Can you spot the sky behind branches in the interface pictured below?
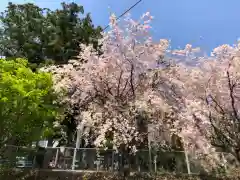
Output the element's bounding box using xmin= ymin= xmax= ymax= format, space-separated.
xmin=1 ymin=0 xmax=240 ymax=53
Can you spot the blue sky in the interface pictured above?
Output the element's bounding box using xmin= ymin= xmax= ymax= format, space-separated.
xmin=1 ymin=0 xmax=240 ymax=52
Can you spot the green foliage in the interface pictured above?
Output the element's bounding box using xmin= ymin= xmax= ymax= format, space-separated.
xmin=0 ymin=2 xmax=102 ymax=65
xmin=0 ymin=58 xmax=59 ymax=146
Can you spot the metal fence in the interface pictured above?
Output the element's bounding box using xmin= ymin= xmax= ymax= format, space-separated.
xmin=0 ymin=145 xmax=238 ymax=175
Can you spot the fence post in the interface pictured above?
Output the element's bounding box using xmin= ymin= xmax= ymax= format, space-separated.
xmin=72 ymin=129 xmax=81 ymax=170
xmin=54 ymin=148 xmax=59 ymax=168
xmin=137 ymin=152 xmax=140 ymax=172
xmin=148 ymin=142 xmax=152 ymax=172
xmin=32 ymin=155 xmax=36 ymax=169
xmin=154 ymin=155 xmax=157 ymax=172
xmin=111 ymin=150 xmax=114 ymax=172
xmin=184 ymin=149 xmax=191 ymax=174
xmin=72 ymin=148 xmax=77 ymax=170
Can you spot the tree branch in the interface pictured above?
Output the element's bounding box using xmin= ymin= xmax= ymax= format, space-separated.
xmin=227 ymin=70 xmax=240 ymax=122
xmin=130 ymin=63 xmax=135 ymax=98
xmin=117 ymin=70 xmax=123 ymax=97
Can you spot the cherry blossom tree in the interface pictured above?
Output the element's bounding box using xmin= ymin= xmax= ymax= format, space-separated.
xmin=42 ymin=12 xmax=178 ymax=152
xmin=170 ymin=42 xmax=240 ymax=169
xmin=42 ymin=12 xmax=231 ymax=170
xmin=206 ymin=44 xmax=240 ymax=163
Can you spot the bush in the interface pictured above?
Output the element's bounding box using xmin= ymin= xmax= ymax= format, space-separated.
xmin=2 ymin=170 xmax=239 ymax=180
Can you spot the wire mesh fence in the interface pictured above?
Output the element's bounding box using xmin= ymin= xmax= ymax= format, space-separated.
xmin=0 ymin=145 xmax=238 ymax=175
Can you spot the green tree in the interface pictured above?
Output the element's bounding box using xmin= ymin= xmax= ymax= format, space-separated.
xmin=0 ymin=58 xmax=59 ymax=147
xmin=0 ymin=2 xmax=102 ymax=65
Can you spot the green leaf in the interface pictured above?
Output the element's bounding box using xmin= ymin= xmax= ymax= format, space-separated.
xmin=0 ymin=58 xmax=61 ymax=146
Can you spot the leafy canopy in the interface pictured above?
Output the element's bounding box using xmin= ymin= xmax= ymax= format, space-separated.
xmin=0 ymin=58 xmax=59 ymax=146
xmin=0 ymin=2 xmax=102 ymax=65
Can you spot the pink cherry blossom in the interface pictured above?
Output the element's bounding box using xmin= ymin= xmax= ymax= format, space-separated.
xmin=42 ymin=12 xmax=240 ymax=170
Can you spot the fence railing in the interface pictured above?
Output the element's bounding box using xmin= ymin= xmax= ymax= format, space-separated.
xmin=0 ymin=145 xmax=238 ymax=175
